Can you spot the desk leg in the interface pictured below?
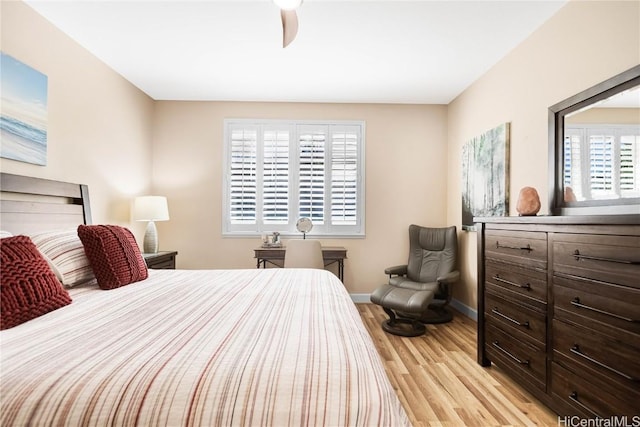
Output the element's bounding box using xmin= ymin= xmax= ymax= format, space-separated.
xmin=338 ymin=260 xmax=344 ymax=282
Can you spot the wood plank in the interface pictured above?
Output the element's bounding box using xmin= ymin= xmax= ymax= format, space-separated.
xmin=358 ymin=304 xmax=557 ymax=426
xmin=0 ymin=172 xmax=82 ymax=198
xmin=0 ymin=174 xmax=92 ymax=233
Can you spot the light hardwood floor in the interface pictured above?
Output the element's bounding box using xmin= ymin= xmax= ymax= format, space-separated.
xmin=358 ymin=304 xmax=558 ymax=427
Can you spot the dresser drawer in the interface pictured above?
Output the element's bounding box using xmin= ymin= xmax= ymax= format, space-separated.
xmin=486 ymin=292 xmax=546 ymax=347
xmin=485 ymin=323 xmax=546 ymax=391
xmin=485 ymin=230 xmax=547 ymax=270
xmin=485 ymin=259 xmax=547 ymax=303
xmin=554 ymin=274 xmax=640 ymax=336
xmin=553 ymin=319 xmax=639 ymax=393
xmin=551 ymin=362 xmax=640 ymax=417
xmin=552 ymin=234 xmax=640 ymax=289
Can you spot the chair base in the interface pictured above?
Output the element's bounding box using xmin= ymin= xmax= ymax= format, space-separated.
xmin=419 ymin=307 xmax=453 ymax=324
xmin=381 ymin=307 xmax=426 ymax=337
xmin=381 ymin=318 xmax=426 ymax=337
xmin=396 ymin=307 xmax=454 ymax=324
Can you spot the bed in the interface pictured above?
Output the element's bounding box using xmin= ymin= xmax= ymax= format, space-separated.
xmin=0 ymin=173 xmax=409 ymax=427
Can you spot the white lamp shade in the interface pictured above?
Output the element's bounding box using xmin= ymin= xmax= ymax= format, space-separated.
xmin=133 ymin=196 xmax=169 ymax=221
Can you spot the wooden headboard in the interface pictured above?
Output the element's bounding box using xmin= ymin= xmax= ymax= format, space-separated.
xmin=0 ymin=173 xmax=92 ymax=235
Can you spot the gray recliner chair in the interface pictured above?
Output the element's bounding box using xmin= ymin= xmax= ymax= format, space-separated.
xmin=370 ymin=225 xmax=459 ymax=337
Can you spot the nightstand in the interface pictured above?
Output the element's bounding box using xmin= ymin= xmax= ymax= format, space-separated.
xmin=143 ymin=251 xmax=178 ymax=269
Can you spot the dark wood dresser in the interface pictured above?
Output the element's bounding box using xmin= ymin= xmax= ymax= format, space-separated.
xmin=475 ymin=215 xmax=639 ymax=417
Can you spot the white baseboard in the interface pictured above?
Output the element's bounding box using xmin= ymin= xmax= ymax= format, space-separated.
xmin=351 ymin=293 xmax=477 ymax=322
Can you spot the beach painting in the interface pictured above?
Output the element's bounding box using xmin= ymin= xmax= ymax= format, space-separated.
xmin=1 ymin=52 xmax=48 ymax=165
xmin=461 ymin=122 xmax=510 ymax=230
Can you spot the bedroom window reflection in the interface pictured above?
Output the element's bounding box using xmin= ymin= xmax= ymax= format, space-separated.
xmin=223 ymin=119 xmax=365 ymax=237
xmin=563 ymin=125 xmax=640 ymax=201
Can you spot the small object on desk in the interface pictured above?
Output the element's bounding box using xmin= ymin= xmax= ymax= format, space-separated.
xmin=143 ymin=251 xmax=178 ymax=269
xmin=261 ymin=232 xmax=282 ymax=247
xmin=296 ymin=217 xmax=313 ymax=239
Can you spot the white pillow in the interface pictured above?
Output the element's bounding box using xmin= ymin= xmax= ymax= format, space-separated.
xmin=0 ymin=230 xmax=13 ymax=239
xmin=30 ymin=229 xmax=95 ymax=287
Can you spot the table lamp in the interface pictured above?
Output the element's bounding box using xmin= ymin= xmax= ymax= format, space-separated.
xmin=133 ymin=196 xmax=169 ymax=253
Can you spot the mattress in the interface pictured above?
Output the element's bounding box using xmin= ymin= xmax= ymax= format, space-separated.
xmin=0 ymin=268 xmax=409 ymax=426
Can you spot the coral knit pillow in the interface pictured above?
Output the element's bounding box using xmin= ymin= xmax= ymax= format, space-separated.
xmin=77 ymin=225 xmax=148 ymax=290
xmin=1 ymin=235 xmax=72 ymax=330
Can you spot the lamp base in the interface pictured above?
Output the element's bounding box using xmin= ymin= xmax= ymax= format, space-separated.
xmin=143 ymin=221 xmax=159 ymax=253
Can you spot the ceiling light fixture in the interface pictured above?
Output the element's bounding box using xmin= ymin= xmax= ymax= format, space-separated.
xmin=273 ymin=0 xmax=302 ymax=11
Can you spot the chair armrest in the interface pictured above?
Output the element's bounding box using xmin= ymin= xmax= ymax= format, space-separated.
xmin=385 ymin=265 xmax=408 ymax=277
xmin=437 ymin=271 xmax=460 ymax=285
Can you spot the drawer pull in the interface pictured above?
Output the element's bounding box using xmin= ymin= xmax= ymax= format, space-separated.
xmin=491 ymin=308 xmax=530 ymax=328
xmin=496 ymin=242 xmax=532 ymax=252
xmin=572 ymin=249 xmax=640 ymax=265
xmin=570 ymin=297 xmax=638 ymax=323
xmin=493 ymin=275 xmax=531 ymax=290
xmin=492 ymin=341 xmax=530 ymax=365
xmin=570 ymin=345 xmax=638 ymax=382
xmin=568 ymin=391 xmax=602 ymax=418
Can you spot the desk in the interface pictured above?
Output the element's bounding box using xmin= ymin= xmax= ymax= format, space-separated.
xmin=254 ymin=246 xmax=347 ymax=281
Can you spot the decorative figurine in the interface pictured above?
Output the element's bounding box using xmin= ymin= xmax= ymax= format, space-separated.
xmin=516 ymin=186 xmax=541 ymax=216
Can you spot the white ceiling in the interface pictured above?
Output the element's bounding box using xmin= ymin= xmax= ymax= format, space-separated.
xmin=25 ymin=0 xmax=568 ymax=104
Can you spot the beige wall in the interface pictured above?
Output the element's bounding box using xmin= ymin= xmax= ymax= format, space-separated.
xmin=566 ymin=108 xmax=640 ymax=124
xmin=446 ymin=0 xmax=640 ymax=311
xmin=0 ymin=1 xmax=154 ymax=229
xmin=151 ymin=102 xmax=448 ymax=294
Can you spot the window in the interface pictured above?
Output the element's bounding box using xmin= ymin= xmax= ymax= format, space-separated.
xmin=564 ymin=125 xmax=640 ymax=201
xmin=223 ymin=120 xmax=365 ymax=237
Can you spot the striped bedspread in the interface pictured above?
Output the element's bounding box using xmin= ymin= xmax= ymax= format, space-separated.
xmin=0 ymin=268 xmax=409 ymax=426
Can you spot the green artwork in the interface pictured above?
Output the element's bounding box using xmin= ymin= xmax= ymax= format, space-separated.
xmin=462 ymin=123 xmax=510 ymax=229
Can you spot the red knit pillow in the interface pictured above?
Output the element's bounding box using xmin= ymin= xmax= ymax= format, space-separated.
xmin=0 ymin=235 xmax=72 ymax=330
xmin=77 ymin=225 xmax=148 ymax=290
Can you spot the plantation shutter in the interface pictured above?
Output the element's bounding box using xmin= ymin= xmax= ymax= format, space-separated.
xmin=564 ymin=125 xmax=640 ymax=203
xmin=564 ymin=129 xmax=585 ymax=200
xmin=224 ymin=119 xmax=365 ymax=236
xmin=229 ymin=127 xmax=257 ymax=224
xmin=298 ymin=126 xmax=326 ymax=225
xmin=331 ymin=126 xmax=359 ymax=225
xmin=620 ymin=134 xmax=639 ymax=194
xmin=262 ymin=129 xmax=290 ymax=224
xmin=588 ymin=133 xmax=614 ymax=197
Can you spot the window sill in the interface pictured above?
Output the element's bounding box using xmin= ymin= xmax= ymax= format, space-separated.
xmin=222 ymin=232 xmax=365 ymax=239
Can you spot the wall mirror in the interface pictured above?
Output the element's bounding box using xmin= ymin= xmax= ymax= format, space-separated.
xmin=549 ymin=65 xmax=640 ymax=216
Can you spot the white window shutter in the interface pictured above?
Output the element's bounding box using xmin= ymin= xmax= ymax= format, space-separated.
xmin=620 ymin=134 xmax=639 ymax=194
xmin=229 ymin=127 xmax=257 ymax=224
xmin=330 ymin=126 xmax=359 ymax=226
xmin=298 ymin=126 xmax=326 ymax=225
xmin=223 ymin=119 xmax=365 ymax=237
xmin=566 ymin=125 xmax=640 ymax=201
xmin=588 ymin=133 xmax=614 ymax=197
xmin=262 ymin=129 xmax=290 ymax=224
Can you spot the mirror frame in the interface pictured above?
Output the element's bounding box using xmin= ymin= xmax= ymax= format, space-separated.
xmin=548 ymin=64 xmax=640 ymax=216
